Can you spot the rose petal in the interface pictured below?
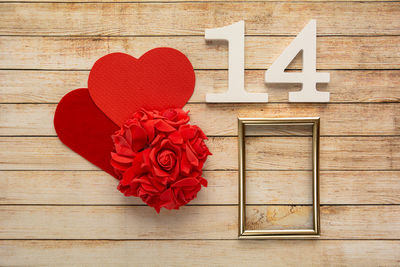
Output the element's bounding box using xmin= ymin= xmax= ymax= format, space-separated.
xmin=110 ymin=159 xmax=130 ymax=173
xmin=130 ymin=125 xmax=148 ymax=152
xmin=111 ymin=152 xmax=133 ymax=164
xmin=141 ymin=182 xmax=160 ymax=193
xmin=179 ymin=125 xmax=197 ymax=140
xmin=155 ymin=119 xmax=176 ymax=132
xmin=180 ymin=153 xmax=191 ymax=176
xmin=120 ymin=167 xmax=136 ymax=186
xmin=168 ymin=131 xmax=184 ymax=145
xmin=198 ymin=177 xmax=208 ymax=187
xmin=185 ymin=143 xmax=199 ymax=167
xmin=172 ymin=177 xmax=199 ymax=188
xmin=162 ymin=109 xmax=177 ymax=121
xmin=142 ymin=120 xmax=155 ymax=142
xmin=124 ymin=127 xmax=133 ymax=146
xmin=112 ymin=135 xmax=135 ymax=157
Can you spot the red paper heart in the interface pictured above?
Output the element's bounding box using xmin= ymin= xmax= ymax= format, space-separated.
xmin=54 ymin=88 xmax=119 ymax=178
xmin=88 ymin=48 xmax=195 ymax=126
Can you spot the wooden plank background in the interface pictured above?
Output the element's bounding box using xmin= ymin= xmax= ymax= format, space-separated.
xmin=1 ymin=1 xmax=400 ymax=266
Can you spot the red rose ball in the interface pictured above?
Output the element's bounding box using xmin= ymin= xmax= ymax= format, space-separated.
xmin=110 ymin=108 xmax=211 ymax=213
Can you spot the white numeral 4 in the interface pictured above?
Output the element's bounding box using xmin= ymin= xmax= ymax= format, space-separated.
xmin=265 ymin=20 xmax=330 ymax=102
xmin=205 ymin=21 xmax=269 ymax=103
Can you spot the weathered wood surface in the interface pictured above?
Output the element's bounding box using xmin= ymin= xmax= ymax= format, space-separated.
xmin=1 ymin=70 xmax=400 ymax=103
xmin=3 ymin=0 xmax=396 ymax=2
xmin=1 ymin=103 xmax=400 ymax=136
xmin=1 ymin=3 xmax=400 ymax=36
xmin=1 ymin=36 xmax=399 ymax=69
xmin=0 ymin=205 xmax=399 ymax=239
xmin=2 ymin=170 xmax=400 ymax=205
xmin=1 ymin=240 xmax=400 ymax=267
xmin=0 ymin=136 xmax=399 ymax=170
xmin=1 ymin=0 xmax=400 ymax=265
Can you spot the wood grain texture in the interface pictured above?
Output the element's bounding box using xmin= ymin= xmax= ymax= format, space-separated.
xmin=0 ymin=136 xmax=399 ymax=171
xmin=2 ymin=171 xmax=400 ymax=205
xmin=1 ymin=70 xmax=400 ymax=103
xmin=4 ymin=0 xmax=397 ymax=2
xmin=1 ymin=240 xmax=399 ymax=267
xmin=1 ymin=205 xmax=399 ymax=239
xmin=245 ymin=205 xmax=314 ymax=230
xmin=1 ymin=0 xmax=400 ymax=265
xmin=1 ymin=36 xmax=399 ymax=69
xmin=1 ymin=2 xmax=400 ymax=36
xmin=2 ymin=103 xmax=400 ymax=136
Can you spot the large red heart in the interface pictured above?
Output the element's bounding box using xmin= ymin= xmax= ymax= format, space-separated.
xmin=88 ymin=48 xmax=195 ymax=126
xmin=54 ymin=88 xmax=119 ymax=178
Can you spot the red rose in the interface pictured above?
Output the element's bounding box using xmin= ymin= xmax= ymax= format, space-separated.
xmin=149 ymin=138 xmax=181 ymax=183
xmin=166 ymin=177 xmax=207 ymax=208
xmin=161 ymin=108 xmax=190 ymax=128
xmin=171 ymin=124 xmax=212 ymax=176
xmin=111 ymin=108 xmax=211 ymax=213
xmin=110 ymin=108 xmax=189 ymax=176
xmin=110 ymin=117 xmax=150 ymax=177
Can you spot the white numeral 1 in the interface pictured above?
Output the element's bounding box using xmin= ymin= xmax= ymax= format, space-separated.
xmin=265 ymin=20 xmax=330 ymax=102
xmin=205 ymin=21 xmax=269 ymax=103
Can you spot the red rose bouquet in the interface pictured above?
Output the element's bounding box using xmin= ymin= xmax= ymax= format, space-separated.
xmin=110 ymin=108 xmax=211 ymax=213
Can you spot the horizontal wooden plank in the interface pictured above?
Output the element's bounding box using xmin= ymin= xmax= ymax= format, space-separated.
xmin=2 ymin=170 xmax=399 ymax=205
xmin=1 ymin=103 xmax=400 ymax=136
xmin=2 ymin=240 xmax=399 ymax=266
xmin=1 ymin=3 xmax=400 ymax=36
xmin=3 ymin=0 xmax=396 ymax=2
xmin=1 ymin=36 xmax=399 ymax=70
xmin=1 ymin=70 xmax=400 ymax=103
xmin=0 ymin=136 xmax=399 ymax=171
xmin=1 ymin=205 xmax=399 ymax=239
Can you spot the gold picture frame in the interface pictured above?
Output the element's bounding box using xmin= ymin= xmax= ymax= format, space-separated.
xmin=238 ymin=117 xmax=321 ymax=239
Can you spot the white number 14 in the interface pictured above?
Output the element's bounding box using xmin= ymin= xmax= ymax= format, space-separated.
xmin=205 ymin=20 xmax=330 ymax=103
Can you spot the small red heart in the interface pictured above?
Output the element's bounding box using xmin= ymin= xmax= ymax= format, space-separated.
xmin=88 ymin=48 xmax=195 ymax=126
xmin=54 ymin=88 xmax=119 ymax=177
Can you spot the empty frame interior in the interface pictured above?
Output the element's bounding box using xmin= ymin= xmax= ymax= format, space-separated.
xmin=238 ymin=118 xmax=320 ymax=239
